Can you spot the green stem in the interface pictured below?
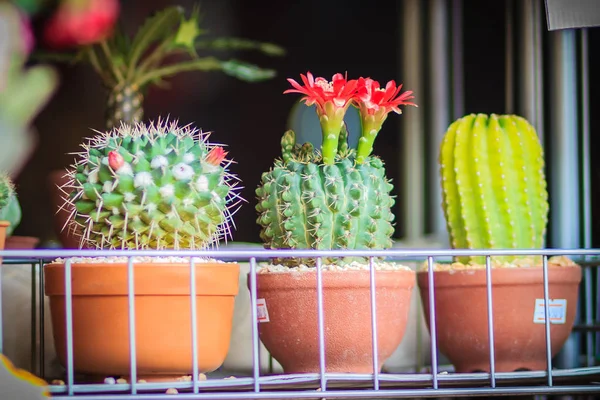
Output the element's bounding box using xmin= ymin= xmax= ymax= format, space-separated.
xmin=356 ymin=112 xmax=387 ymax=164
xmin=320 ymin=128 xmax=339 ymax=165
xmin=318 ymin=102 xmax=347 ymax=165
xmin=86 ymin=46 xmax=115 ymax=87
xmin=135 ymin=38 xmax=176 ymax=77
xmin=133 ymin=57 xmax=222 ymax=87
xmin=100 ymin=40 xmax=125 ymax=83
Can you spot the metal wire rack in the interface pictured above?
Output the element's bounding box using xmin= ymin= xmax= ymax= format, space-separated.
xmin=2 ymin=247 xmax=600 ymax=399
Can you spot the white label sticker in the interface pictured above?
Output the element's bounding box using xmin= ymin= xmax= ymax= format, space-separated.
xmin=256 ymin=298 xmax=270 ymax=323
xmin=533 ymin=299 xmax=567 ymax=324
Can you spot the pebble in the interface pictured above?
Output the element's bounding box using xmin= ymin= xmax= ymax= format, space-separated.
xmin=258 ymin=261 xmax=412 ymax=273
xmin=51 ymin=379 xmax=65 ymax=385
xmin=166 ymin=388 xmax=178 ymax=394
xmin=104 ymin=377 xmax=116 ymax=385
xmin=419 ymin=255 xmax=578 ymax=272
xmin=116 ymin=378 xmax=127 ymax=384
xmin=52 ymin=256 xmax=227 ymax=264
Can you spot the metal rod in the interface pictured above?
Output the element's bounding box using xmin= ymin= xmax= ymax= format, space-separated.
xmin=30 ymin=260 xmax=37 ymax=374
xmin=127 ymin=257 xmax=137 ymax=394
xmin=549 ymin=27 xmax=580 ymax=371
xmin=39 ymin=258 xmax=45 ymax=379
xmin=428 ymin=0 xmax=450 ymax=238
xmin=1 ymin=248 xmax=600 ymax=259
xmin=0 ymin=252 xmax=4 ymax=354
xmin=505 ymin=0 xmax=514 ymax=113
xmin=517 ymin=0 xmax=537 ymax=125
xmin=451 ymin=0 xmax=464 ymax=120
xmin=533 ymin=0 xmax=544 ymax=143
xmin=46 ymin=385 xmax=600 ymax=400
xmin=426 ymin=256 xmax=439 ymax=389
xmin=190 ymin=258 xmax=199 ymax=394
xmin=542 ymin=255 xmax=553 ymax=386
xmin=64 ymin=258 xmax=74 ymax=395
xmin=368 ymin=256 xmax=379 ymax=390
xmin=584 ymin=267 xmax=593 ymax=366
xmin=401 ymin=0 xmax=424 ymax=241
xmin=316 ymin=256 xmax=327 ymax=391
xmin=485 ymin=255 xmax=496 ymax=388
xmin=249 ymin=257 xmax=261 ymax=393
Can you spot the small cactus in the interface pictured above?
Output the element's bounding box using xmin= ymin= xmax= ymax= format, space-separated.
xmin=0 ymin=174 xmax=15 ymax=211
xmin=62 ymin=118 xmax=243 ymax=250
xmin=0 ymin=173 xmax=22 ymax=235
xmin=256 ymin=72 xmax=415 ymax=266
xmin=439 ymin=113 xmax=549 ymax=264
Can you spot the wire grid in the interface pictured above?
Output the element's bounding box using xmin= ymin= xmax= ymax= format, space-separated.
xmin=2 ymin=248 xmax=600 ymax=399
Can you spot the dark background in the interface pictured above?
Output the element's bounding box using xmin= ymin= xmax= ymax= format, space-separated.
xmin=13 ymin=0 xmax=600 ymax=247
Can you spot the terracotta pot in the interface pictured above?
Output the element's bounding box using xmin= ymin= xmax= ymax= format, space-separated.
xmin=47 ymin=170 xmax=82 ymax=249
xmin=255 ymin=269 xmax=416 ymax=373
xmin=0 ymin=221 xmax=9 ymax=262
xmin=417 ymin=264 xmax=582 ymax=373
xmin=5 ymin=236 xmax=39 ymax=249
xmin=44 ymin=262 xmax=240 ymax=379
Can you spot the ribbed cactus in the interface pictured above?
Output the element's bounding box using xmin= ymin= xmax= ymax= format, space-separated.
xmin=439 ymin=113 xmax=549 ymax=264
xmin=256 ymin=129 xmax=395 ymax=265
xmin=62 ymin=119 xmax=242 ymax=250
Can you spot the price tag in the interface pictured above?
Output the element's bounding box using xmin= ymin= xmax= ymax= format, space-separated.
xmin=533 ymin=299 xmax=567 ymax=324
xmin=256 ymin=298 xmax=270 ymax=323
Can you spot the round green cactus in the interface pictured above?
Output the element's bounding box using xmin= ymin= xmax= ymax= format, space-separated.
xmin=439 ymin=113 xmax=549 ymax=264
xmin=62 ymin=119 xmax=242 ymax=250
xmin=256 ymin=129 xmax=395 ymax=266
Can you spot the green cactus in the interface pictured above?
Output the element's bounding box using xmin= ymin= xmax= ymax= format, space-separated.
xmin=0 ymin=173 xmax=22 ymax=236
xmin=255 ymin=129 xmax=395 ymax=266
xmin=0 ymin=173 xmax=15 ymax=211
xmin=439 ymin=113 xmax=549 ymax=264
xmin=62 ymin=119 xmax=242 ymax=250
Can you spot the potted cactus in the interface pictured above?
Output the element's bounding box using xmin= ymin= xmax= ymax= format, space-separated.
xmin=44 ymin=3 xmax=283 ymax=247
xmin=0 ymin=174 xmax=21 ymax=254
xmin=253 ymin=72 xmax=417 ymax=373
xmin=417 ymin=113 xmax=582 ymax=373
xmin=44 ymin=118 xmax=243 ymax=381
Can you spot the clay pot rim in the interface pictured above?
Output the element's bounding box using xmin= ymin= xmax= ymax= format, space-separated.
xmin=254 ymin=268 xmax=416 ymax=290
xmin=44 ymin=262 xmax=241 ymax=296
xmin=417 ymin=264 xmax=582 ymax=288
xmin=0 ymin=220 xmax=10 ymax=228
xmin=44 ymin=261 xmax=238 ymax=267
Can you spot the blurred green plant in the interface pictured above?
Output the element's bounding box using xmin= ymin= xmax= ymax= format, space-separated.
xmin=0 ymin=2 xmax=58 ymax=226
xmin=37 ymin=4 xmax=285 ymax=129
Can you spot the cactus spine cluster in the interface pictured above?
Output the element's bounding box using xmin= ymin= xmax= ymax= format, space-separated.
xmin=256 ymin=72 xmax=415 ymax=266
xmin=439 ymin=113 xmax=549 ymax=264
xmin=62 ymin=119 xmax=242 ymax=250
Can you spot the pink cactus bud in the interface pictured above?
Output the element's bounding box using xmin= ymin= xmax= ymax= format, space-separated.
xmin=108 ymin=151 xmax=124 ymax=170
xmin=205 ymin=147 xmax=228 ymax=166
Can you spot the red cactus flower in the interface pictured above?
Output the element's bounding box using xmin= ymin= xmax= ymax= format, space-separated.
xmin=108 ymin=150 xmax=124 ymax=171
xmin=43 ymin=0 xmax=119 ymax=48
xmin=284 ymin=72 xmax=358 ymax=164
xmin=205 ymin=147 xmax=228 ymax=166
xmin=354 ymin=77 xmax=416 ymax=117
xmin=353 ymin=77 xmax=417 ymax=163
xmin=284 ymin=72 xmax=357 ymax=117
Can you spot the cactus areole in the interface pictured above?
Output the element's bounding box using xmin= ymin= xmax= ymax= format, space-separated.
xmin=439 ymin=113 xmax=549 ymax=264
xmin=256 ymin=72 xmax=416 ymax=265
xmin=62 ymin=119 xmax=242 ymax=250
